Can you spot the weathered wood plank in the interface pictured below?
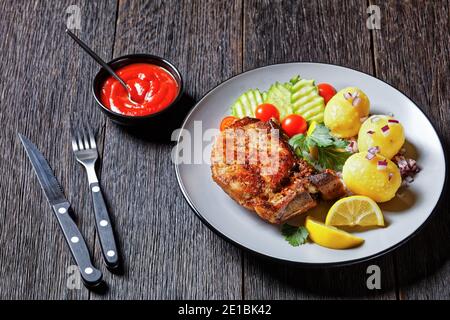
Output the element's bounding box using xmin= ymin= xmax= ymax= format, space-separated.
xmin=2 ymin=0 xmax=448 ymax=300
xmin=91 ymin=0 xmax=243 ymax=299
xmin=370 ymin=0 xmax=450 ymax=300
xmin=242 ymin=0 xmax=396 ymax=299
xmin=0 ymin=0 xmax=117 ymax=299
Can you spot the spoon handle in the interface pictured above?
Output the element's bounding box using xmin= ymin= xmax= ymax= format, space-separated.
xmin=65 ymin=29 xmax=129 ymax=90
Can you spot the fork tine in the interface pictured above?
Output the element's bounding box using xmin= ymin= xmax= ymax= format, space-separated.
xmin=71 ymin=133 xmax=78 ymax=151
xmin=86 ymin=125 xmax=96 ymax=149
xmin=76 ymin=129 xmax=84 ymax=150
xmin=70 ymin=124 xmax=79 ymax=151
xmin=82 ymin=126 xmax=90 ymax=149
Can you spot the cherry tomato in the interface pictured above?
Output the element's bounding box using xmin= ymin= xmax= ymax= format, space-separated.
xmin=281 ymin=114 xmax=307 ymax=137
xmin=255 ymin=103 xmax=280 ymax=122
xmin=317 ymin=83 xmax=337 ymax=104
xmin=220 ymin=116 xmax=237 ymax=131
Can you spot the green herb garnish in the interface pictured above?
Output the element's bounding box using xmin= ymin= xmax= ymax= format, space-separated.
xmin=289 ymin=123 xmax=351 ymax=171
xmin=281 ymin=224 xmax=309 ymax=247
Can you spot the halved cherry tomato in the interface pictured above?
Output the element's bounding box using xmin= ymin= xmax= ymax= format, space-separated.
xmin=317 ymin=83 xmax=337 ymax=104
xmin=281 ymin=114 xmax=307 ymax=137
xmin=255 ymin=103 xmax=280 ymax=122
xmin=220 ymin=116 xmax=237 ymax=131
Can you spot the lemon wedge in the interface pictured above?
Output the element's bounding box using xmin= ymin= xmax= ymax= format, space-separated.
xmin=305 ymin=216 xmax=364 ymax=249
xmin=326 ymin=196 xmax=384 ymax=227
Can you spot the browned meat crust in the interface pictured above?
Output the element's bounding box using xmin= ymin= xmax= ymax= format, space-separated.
xmin=308 ymin=169 xmax=346 ymax=200
xmin=211 ymin=117 xmax=345 ymax=224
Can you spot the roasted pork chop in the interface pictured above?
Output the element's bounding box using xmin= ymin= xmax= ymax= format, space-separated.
xmin=211 ymin=117 xmax=345 ymax=224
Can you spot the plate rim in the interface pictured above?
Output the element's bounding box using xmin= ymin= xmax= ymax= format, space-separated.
xmin=174 ymin=61 xmax=448 ymax=267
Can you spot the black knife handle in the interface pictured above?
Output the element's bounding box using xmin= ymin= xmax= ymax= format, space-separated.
xmin=89 ymin=182 xmax=119 ymax=269
xmin=52 ymin=202 xmax=102 ymax=287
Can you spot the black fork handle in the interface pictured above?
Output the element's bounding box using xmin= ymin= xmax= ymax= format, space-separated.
xmin=89 ymin=182 xmax=120 ymax=269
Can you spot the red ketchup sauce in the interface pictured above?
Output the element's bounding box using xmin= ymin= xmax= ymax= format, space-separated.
xmin=100 ymin=63 xmax=179 ymax=117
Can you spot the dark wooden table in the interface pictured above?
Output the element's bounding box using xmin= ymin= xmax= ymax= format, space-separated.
xmin=0 ymin=0 xmax=449 ymax=300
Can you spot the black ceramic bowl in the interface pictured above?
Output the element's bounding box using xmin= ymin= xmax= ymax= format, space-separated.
xmin=92 ymin=54 xmax=183 ymax=127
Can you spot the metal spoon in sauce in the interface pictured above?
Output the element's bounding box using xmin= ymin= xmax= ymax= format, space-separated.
xmin=65 ymin=29 xmax=133 ymax=100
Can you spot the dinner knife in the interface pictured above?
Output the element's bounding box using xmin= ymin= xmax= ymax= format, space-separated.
xmin=18 ymin=133 xmax=102 ymax=287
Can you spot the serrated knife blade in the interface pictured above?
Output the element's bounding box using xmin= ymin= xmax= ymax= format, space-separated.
xmin=18 ymin=133 xmax=67 ymax=205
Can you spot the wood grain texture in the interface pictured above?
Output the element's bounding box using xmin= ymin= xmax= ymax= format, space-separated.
xmin=90 ymin=0 xmax=243 ymax=299
xmin=1 ymin=0 xmax=448 ymax=300
xmin=242 ymin=0 xmax=396 ymax=299
xmin=370 ymin=0 xmax=450 ymax=300
xmin=0 ymin=0 xmax=117 ymax=299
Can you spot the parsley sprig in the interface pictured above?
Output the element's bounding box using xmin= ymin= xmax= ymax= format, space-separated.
xmin=288 ymin=124 xmax=351 ymax=171
xmin=281 ymin=224 xmax=309 ymax=246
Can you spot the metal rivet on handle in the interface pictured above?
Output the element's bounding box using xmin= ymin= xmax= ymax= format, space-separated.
xmin=84 ymin=267 xmax=93 ymax=275
xmin=58 ymin=207 xmax=67 ymax=214
xmin=107 ymin=250 xmax=115 ymax=257
xmin=92 ymin=186 xmax=100 ymax=192
xmin=70 ymin=236 xmax=79 ymax=243
xmin=99 ymin=220 xmax=108 ymax=227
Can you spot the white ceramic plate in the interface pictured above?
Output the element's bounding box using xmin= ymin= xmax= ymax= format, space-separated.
xmin=175 ymin=63 xmax=447 ymax=266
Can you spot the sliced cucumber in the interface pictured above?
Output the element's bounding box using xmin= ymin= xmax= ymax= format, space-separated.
xmin=308 ymin=112 xmax=324 ymax=123
xmin=290 ymin=77 xmax=325 ymax=122
xmin=254 ymin=89 xmax=264 ymax=105
xmin=262 ymin=91 xmax=268 ymax=101
xmin=230 ymin=100 xmax=245 ymax=118
xmin=230 ymin=75 xmax=325 ymax=123
xmin=230 ymin=89 xmax=263 ymax=118
xmin=264 ymin=82 xmax=293 ymax=120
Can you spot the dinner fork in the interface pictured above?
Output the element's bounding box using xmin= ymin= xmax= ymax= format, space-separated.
xmin=71 ymin=125 xmax=119 ymax=270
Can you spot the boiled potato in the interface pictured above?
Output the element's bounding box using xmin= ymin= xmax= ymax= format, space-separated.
xmin=343 ymin=152 xmax=401 ymax=202
xmin=341 ymin=87 xmax=370 ymax=118
xmin=358 ymin=115 xmax=405 ymax=159
xmin=324 ymin=87 xmax=370 ymax=138
xmin=324 ymin=101 xmax=360 ymax=138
